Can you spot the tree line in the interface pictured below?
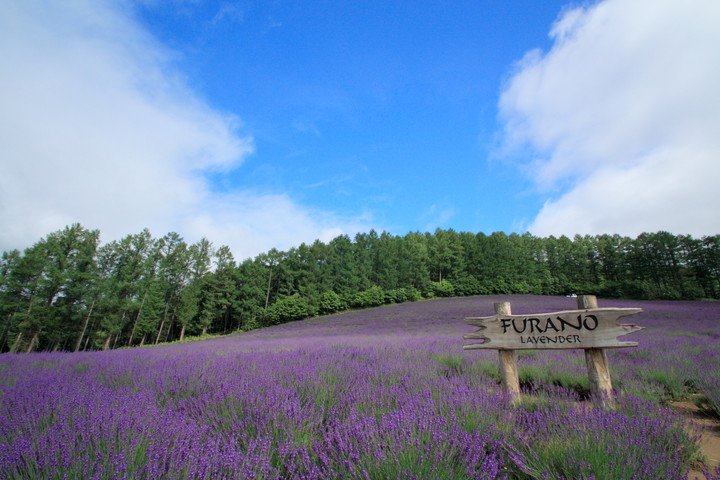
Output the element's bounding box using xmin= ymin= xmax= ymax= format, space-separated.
xmin=1 ymin=224 xmax=718 ymax=353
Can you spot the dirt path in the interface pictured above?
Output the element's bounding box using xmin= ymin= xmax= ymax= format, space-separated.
xmin=671 ymin=401 xmax=720 ymax=479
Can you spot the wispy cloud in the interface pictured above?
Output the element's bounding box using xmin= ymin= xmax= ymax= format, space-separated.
xmin=211 ymin=1 xmax=248 ymax=26
xmin=499 ymin=0 xmax=720 ymax=237
xmin=292 ymin=119 xmax=322 ymax=137
xmin=0 ymin=0 xmax=370 ymax=258
xmin=421 ymin=205 xmax=457 ymax=233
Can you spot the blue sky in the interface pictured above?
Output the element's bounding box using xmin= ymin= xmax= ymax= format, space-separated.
xmin=1 ymin=0 xmax=719 ymax=259
xmin=136 ymin=1 xmax=566 ymax=234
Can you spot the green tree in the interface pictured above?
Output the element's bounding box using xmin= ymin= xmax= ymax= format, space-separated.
xmin=396 ymin=232 xmax=430 ymax=293
xmin=681 ymin=235 xmax=720 ymax=298
xmin=176 ymin=279 xmax=201 ymax=341
xmin=0 ymin=250 xmax=22 ymax=350
xmin=595 ymin=234 xmax=632 ymax=297
xmin=699 ymin=235 xmax=720 ymax=297
xmin=3 ymin=224 xmax=100 ymax=352
xmin=152 ymin=232 xmax=190 ymax=344
xmin=255 ymin=248 xmax=285 ymax=311
xmin=195 ymin=246 xmax=237 ymax=335
xmin=234 ymin=259 xmax=267 ymax=331
xmin=2 ymin=245 xmax=46 ymax=352
xmin=372 ymin=231 xmax=401 ymax=290
xmin=426 ymin=229 xmax=465 ymax=283
xmin=326 ymin=235 xmax=365 ymax=296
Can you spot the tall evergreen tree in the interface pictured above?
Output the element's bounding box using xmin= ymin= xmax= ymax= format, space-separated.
xmin=3 ymin=225 xmax=720 ymax=352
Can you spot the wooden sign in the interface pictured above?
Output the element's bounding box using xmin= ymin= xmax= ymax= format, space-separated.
xmin=462 ymin=296 xmax=643 ymax=408
xmin=464 ymin=307 xmax=643 ymax=350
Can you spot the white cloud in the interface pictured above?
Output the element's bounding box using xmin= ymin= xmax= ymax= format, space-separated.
xmin=499 ymin=0 xmax=720 ymax=237
xmin=0 ymin=0 xmax=368 ymax=259
xmin=182 ymin=191 xmax=370 ymax=260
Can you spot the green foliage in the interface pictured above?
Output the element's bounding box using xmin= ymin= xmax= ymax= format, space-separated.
xmin=318 ymin=291 xmax=346 ymax=315
xmin=1 ymin=225 xmax=719 ymax=352
xmin=264 ymin=294 xmax=315 ymax=325
xmin=433 ymin=353 xmax=464 ymax=377
xmin=430 ymin=279 xmax=455 ymax=298
xmin=177 ymin=281 xmax=200 ymax=331
xmin=135 ymin=281 xmax=165 ymax=344
xmin=639 ymin=368 xmax=687 ymax=400
xmin=352 ymin=286 xmax=385 ymax=309
xmin=511 ymin=405 xmax=699 ymax=480
xmin=451 ymin=275 xmax=489 ymax=296
xmin=384 ymin=287 xmax=422 ymax=304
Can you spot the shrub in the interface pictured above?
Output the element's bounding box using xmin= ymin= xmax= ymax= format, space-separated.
xmin=265 ymin=294 xmax=315 ymax=325
xmin=452 ymin=276 xmax=489 ymax=296
xmin=318 ymin=291 xmax=347 ymax=315
xmin=430 ymin=280 xmax=455 ymax=298
xmin=352 ymin=286 xmax=385 ymax=308
xmin=383 ymin=288 xmax=422 ymax=304
xmin=383 ymin=288 xmax=403 ymax=304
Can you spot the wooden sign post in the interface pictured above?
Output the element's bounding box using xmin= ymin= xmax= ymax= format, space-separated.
xmin=463 ymin=295 xmax=643 ymax=407
xmin=493 ymin=301 xmax=520 ymax=403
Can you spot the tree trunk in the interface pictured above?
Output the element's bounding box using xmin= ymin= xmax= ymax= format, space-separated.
xmin=154 ymin=319 xmax=165 ymax=345
xmin=74 ymin=300 xmax=95 ymax=352
xmin=13 ymin=296 xmax=35 ymax=353
xmin=264 ymin=268 xmax=273 ymax=310
xmin=139 ymin=333 xmax=146 ymax=347
xmin=154 ymin=304 xmax=169 ymax=344
xmin=179 ymin=323 xmax=186 ymax=342
xmin=0 ymin=317 xmax=10 ymax=352
xmin=164 ymin=308 xmax=177 ymax=343
xmin=128 ymin=293 xmax=148 ymax=346
xmin=112 ymin=312 xmax=126 ymax=350
xmin=222 ymin=308 xmax=229 ymax=333
xmin=103 ymin=335 xmax=111 ymax=351
xmin=26 ymin=330 xmax=40 ymax=353
xmin=11 ymin=331 xmax=23 ymax=353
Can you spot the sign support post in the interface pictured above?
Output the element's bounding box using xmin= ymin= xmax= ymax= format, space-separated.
xmin=578 ymin=295 xmax=613 ymax=407
xmin=495 ymin=301 xmax=521 ymax=405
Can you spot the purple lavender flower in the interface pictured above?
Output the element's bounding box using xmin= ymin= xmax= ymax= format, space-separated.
xmin=1 ymin=295 xmax=717 ymax=479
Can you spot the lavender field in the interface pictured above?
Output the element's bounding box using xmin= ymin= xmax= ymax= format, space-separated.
xmin=1 ymin=295 xmax=719 ymax=479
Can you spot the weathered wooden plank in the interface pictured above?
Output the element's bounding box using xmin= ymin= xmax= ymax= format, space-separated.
xmin=463 ymin=307 xmax=643 ymax=350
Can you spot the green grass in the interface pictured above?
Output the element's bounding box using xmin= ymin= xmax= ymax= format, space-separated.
xmin=510 ymin=410 xmax=699 ymax=480
xmin=639 ymin=368 xmax=686 ymax=401
xmin=518 ymin=364 xmax=591 ymax=397
xmin=433 ymin=353 xmax=464 ymax=377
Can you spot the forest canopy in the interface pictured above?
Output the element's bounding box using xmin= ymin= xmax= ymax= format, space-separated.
xmin=1 ymin=224 xmax=718 ymax=353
